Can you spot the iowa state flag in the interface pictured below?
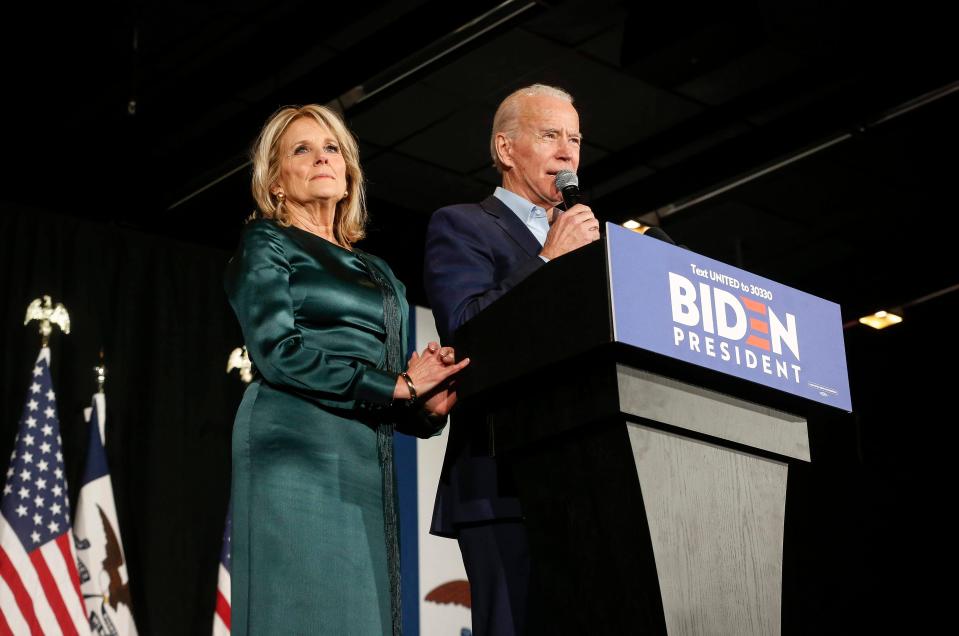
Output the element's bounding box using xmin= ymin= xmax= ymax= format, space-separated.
xmin=74 ymin=392 xmax=137 ymax=635
xmin=0 ymin=347 xmax=90 ymax=635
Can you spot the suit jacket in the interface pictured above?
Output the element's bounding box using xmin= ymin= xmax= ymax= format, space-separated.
xmin=424 ymin=195 xmax=546 ymax=536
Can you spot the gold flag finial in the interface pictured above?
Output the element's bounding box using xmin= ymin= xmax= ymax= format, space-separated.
xmin=24 ymin=295 xmax=71 ymax=347
xmin=227 ymin=346 xmax=253 ymax=383
xmin=94 ymin=348 xmax=107 ymax=392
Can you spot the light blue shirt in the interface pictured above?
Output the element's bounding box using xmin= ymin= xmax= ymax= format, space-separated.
xmin=494 ymin=187 xmax=550 ymax=248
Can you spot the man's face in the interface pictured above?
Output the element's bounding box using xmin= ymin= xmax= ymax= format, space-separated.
xmin=499 ymin=94 xmax=581 ymax=209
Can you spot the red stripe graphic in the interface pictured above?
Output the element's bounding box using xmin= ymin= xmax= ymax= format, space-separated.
xmin=56 ymin=533 xmax=85 ymax=617
xmin=29 ymin=549 xmax=79 ymax=636
xmin=746 ymin=335 xmax=770 ymax=351
xmin=216 ymin=590 xmax=232 ymax=629
xmin=0 ymin=546 xmax=43 ymax=635
xmin=750 ymin=318 xmax=769 ymax=334
xmin=740 ymin=296 xmax=766 ymax=314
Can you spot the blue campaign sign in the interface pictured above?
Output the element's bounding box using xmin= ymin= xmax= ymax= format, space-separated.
xmin=607 ymin=223 xmax=852 ymax=411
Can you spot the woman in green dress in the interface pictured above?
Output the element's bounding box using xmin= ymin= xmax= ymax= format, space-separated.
xmin=225 ymin=104 xmax=468 ymax=635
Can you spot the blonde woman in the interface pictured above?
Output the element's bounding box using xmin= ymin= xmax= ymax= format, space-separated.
xmin=225 ymin=104 xmax=467 ymax=635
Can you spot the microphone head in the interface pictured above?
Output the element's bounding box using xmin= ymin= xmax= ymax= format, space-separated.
xmin=554 ymin=170 xmax=578 ymax=191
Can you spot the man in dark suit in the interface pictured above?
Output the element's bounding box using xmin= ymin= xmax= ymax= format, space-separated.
xmin=423 ymin=84 xmax=600 ymax=635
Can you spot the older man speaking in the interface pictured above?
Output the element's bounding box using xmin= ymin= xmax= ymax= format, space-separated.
xmin=424 ymin=84 xmax=600 ymax=635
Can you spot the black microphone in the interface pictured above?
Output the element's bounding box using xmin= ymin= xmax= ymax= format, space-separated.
xmin=554 ymin=170 xmax=581 ymax=210
xmin=554 ymin=171 xmax=681 ymax=247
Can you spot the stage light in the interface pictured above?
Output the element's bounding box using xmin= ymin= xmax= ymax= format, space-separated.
xmin=858 ymin=310 xmax=903 ymax=330
xmin=623 ymin=220 xmax=641 ymax=230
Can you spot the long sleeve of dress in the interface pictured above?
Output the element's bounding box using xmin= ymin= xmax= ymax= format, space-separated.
xmin=225 ymin=222 xmax=397 ymax=410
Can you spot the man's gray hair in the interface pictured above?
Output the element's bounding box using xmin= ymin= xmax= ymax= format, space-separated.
xmin=489 ymin=84 xmax=574 ymax=172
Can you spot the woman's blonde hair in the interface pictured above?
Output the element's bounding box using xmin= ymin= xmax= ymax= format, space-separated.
xmin=250 ymin=104 xmax=367 ymax=246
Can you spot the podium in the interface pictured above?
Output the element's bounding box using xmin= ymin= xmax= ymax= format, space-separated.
xmin=454 ymin=224 xmax=850 ymax=635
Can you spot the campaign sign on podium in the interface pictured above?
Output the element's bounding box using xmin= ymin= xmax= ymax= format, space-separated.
xmin=607 ymin=223 xmax=852 ymax=411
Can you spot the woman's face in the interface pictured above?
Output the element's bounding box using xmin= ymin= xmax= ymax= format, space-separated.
xmin=273 ymin=117 xmax=348 ymax=208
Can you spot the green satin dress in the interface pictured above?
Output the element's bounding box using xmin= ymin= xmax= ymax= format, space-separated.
xmin=224 ymin=219 xmax=439 ymax=635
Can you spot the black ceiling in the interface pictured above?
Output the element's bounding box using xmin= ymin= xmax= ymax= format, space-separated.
xmin=2 ymin=0 xmax=955 ymax=316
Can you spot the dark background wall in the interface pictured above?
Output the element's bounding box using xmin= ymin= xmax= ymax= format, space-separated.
xmin=783 ymin=293 xmax=952 ymax=634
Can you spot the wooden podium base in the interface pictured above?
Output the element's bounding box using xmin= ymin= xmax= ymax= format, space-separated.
xmin=501 ymin=365 xmax=809 ymax=635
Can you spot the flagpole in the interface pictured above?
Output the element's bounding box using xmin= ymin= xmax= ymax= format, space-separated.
xmin=93 ymin=350 xmax=107 ymax=444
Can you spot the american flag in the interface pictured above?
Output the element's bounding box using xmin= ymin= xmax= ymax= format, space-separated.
xmin=212 ymin=505 xmax=231 ymax=636
xmin=0 ymin=348 xmax=90 ymax=635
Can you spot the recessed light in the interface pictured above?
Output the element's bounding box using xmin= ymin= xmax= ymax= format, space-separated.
xmin=858 ymin=310 xmax=903 ymax=330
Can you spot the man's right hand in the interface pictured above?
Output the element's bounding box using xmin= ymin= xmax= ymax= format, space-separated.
xmin=539 ymin=203 xmax=601 ymax=261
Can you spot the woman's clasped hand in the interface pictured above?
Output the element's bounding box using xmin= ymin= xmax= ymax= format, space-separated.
xmin=397 ymin=341 xmax=468 ymax=416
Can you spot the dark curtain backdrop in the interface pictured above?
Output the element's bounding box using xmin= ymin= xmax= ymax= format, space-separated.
xmin=0 ymin=204 xmax=244 ymax=635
